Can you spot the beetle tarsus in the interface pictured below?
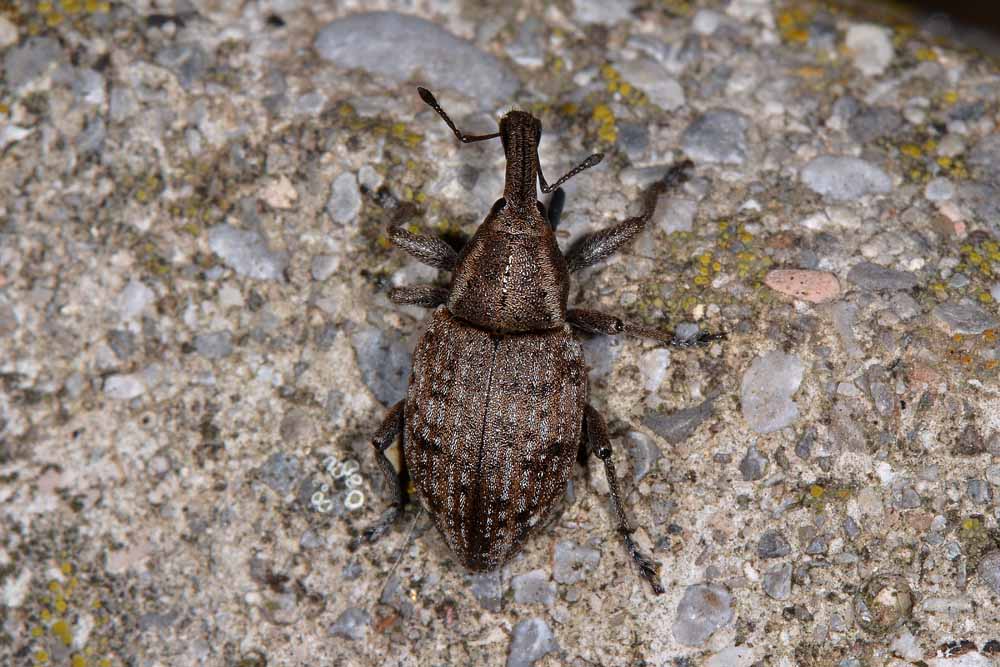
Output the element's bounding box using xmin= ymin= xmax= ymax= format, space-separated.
xmin=623 ymin=533 xmax=665 ymax=595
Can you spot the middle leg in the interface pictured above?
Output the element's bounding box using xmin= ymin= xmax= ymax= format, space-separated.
xmin=584 ymin=403 xmax=664 ymax=595
xmin=352 ymin=401 xmax=409 ymax=548
xmin=567 ymin=308 xmax=724 ymax=348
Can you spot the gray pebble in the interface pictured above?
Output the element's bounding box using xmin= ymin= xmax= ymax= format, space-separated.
xmin=208 ymin=225 xmax=288 ymax=281
xmin=581 ymin=334 xmax=622 ymax=380
xmin=924 ymin=177 xmax=955 ymax=202
xmin=948 ymin=273 xmax=969 ymax=289
xmin=155 ymin=43 xmax=211 ymax=89
xmin=932 ymin=301 xmax=999 ymax=335
xmin=673 ymin=321 xmax=702 ymax=343
xmin=617 ymin=122 xmax=650 ymax=163
xmin=672 ymin=583 xmax=734 ymax=647
xmin=311 ymin=254 xmax=340 ymax=282
xmin=805 ymin=535 xmax=829 ymax=555
xmin=468 ymin=570 xmax=504 ymax=612
xmin=552 ymin=540 xmax=601 ymax=585
xmin=512 ymin=569 xmax=556 ymax=607
xmin=653 ymin=195 xmax=698 ymax=234
xmin=624 ymin=431 xmax=661 ymax=483
xmin=642 ymin=397 xmax=714 ymax=444
xmin=104 ymin=373 xmax=145 ymax=400
xmin=844 ymin=516 xmax=861 ymax=539
xmin=194 ymin=331 xmax=233 ymax=359
xmin=507 ymin=618 xmax=558 ymax=667
xmin=259 ymin=452 xmax=300 ymax=495
xmin=328 ymin=607 xmax=370 ymax=641
xmin=801 ymin=156 xmax=892 ymax=201
xmin=967 ymin=479 xmax=992 ymax=504
xmin=327 ymin=172 xmax=361 ymax=225
xmin=350 ymin=326 xmax=411 ymax=406
xmin=572 ymin=0 xmax=636 ymax=25
xmin=740 ymin=351 xmax=805 ymax=433
xmin=508 ymin=17 xmax=544 ymax=68
xmin=315 ymin=12 xmax=517 ymax=108
xmin=4 ymin=37 xmax=63 ymax=90
xmin=757 ymin=531 xmax=792 ymax=559
xmin=107 ymin=329 xmax=136 ymax=361
xmin=681 ymin=109 xmax=750 ymax=165
xmin=890 ymin=293 xmax=920 ymax=320
xmin=968 ymin=134 xmax=1000 ymax=185
xmin=739 ymin=442 xmax=768 ymax=481
xmin=616 ymin=58 xmax=685 ymax=112
xmin=848 ymin=106 xmax=902 ymax=143
xmin=846 ymin=261 xmax=918 ymax=291
xmin=762 ymin=562 xmax=792 ymax=600
xmin=978 ymin=551 xmax=1000 ymax=595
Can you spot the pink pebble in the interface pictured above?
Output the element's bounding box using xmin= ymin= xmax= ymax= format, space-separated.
xmin=765 ymin=269 xmax=841 ymax=303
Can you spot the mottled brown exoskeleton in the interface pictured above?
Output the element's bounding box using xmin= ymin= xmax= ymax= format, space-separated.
xmin=356 ymin=88 xmax=721 ymax=594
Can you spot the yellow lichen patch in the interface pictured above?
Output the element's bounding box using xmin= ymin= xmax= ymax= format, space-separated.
xmin=592 ymin=104 xmax=617 ymax=144
xmin=915 ymin=47 xmax=937 ymax=61
xmin=809 ymin=484 xmax=825 ymax=498
xmin=900 ymin=143 xmax=922 ymax=159
xmin=777 ymin=7 xmax=811 ymax=44
xmin=72 ymin=655 xmax=87 ymax=667
xmin=32 ymin=625 xmax=44 ymax=638
xmin=52 ymin=618 xmax=73 ymax=646
xmin=60 ymin=0 xmax=83 ymax=13
xmin=35 ymin=649 xmax=50 ymax=664
xmin=941 ymin=90 xmax=959 ymax=105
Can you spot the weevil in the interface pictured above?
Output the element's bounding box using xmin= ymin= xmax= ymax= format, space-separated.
xmin=355 ymin=88 xmax=722 ymax=594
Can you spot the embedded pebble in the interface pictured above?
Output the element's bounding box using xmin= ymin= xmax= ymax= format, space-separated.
xmin=739 ymin=443 xmax=768 ymax=481
xmin=328 ymin=607 xmax=370 ymax=641
xmin=692 ymin=10 xmax=722 ymax=35
xmin=925 ymin=177 xmax=955 ymax=202
xmin=762 ymin=563 xmax=792 ymax=600
xmin=757 ymin=531 xmax=791 ymax=559
xmin=681 ymin=110 xmax=750 ymax=165
xmin=208 ymin=225 xmax=288 ymax=281
xmin=194 ymin=331 xmax=233 ymax=359
xmin=992 ymin=283 xmax=1000 ymax=302
xmin=104 ymin=374 xmax=146 ymax=400
xmin=845 ymin=24 xmax=894 ymax=77
xmin=327 ymin=172 xmax=362 ymax=225
xmin=706 ymin=646 xmax=755 ymax=667
xmin=932 ymin=301 xmax=999 ymax=335
xmin=978 ymin=551 xmax=1000 ymax=595
xmin=350 ymin=326 xmax=411 ymax=406
xmin=616 ymin=58 xmax=685 ymax=111
xmin=311 ymin=254 xmax=340 ymax=282
xmin=624 ymin=431 xmax=661 ymax=483
xmin=315 ymin=12 xmax=517 ymax=108
xmin=653 ymin=196 xmax=698 ymax=234
xmin=801 ymin=156 xmax=892 ymax=201
xmin=259 ymin=452 xmax=300 ymax=495
xmin=846 ymin=261 xmax=919 ymax=291
xmin=740 ymin=351 xmax=805 ymax=433
xmin=3 ymin=36 xmax=63 ymax=90
xmin=552 ymin=541 xmax=601 ymax=585
xmin=572 ymin=0 xmax=636 ymax=25
xmin=119 ymin=280 xmax=156 ymax=321
xmin=673 ymin=583 xmax=734 ymax=647
xmin=512 ymin=570 xmax=556 ymax=607
xmin=639 ymin=348 xmax=670 ymax=393
xmin=849 ymin=106 xmax=902 ymax=143
xmin=0 ymin=16 xmax=17 ymax=49
xmin=468 ymin=571 xmax=504 ymax=612
xmin=507 ymin=618 xmax=558 ymax=667
xmin=854 ymin=575 xmax=914 ymax=634
xmin=155 ymin=43 xmax=211 ymax=88
xmin=764 ymin=269 xmax=840 ymax=303
xmin=643 ymin=397 xmax=714 ymax=444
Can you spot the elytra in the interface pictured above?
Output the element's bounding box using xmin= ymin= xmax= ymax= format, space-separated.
xmin=354 ymin=88 xmax=723 ymax=594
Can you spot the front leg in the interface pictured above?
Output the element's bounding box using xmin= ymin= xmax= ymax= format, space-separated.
xmin=584 ymin=404 xmax=664 ymax=595
xmin=352 ymin=401 xmax=408 ymax=547
xmin=389 ymin=225 xmax=458 ymax=271
xmin=390 ymin=285 xmax=449 ymax=308
xmin=567 ymin=308 xmax=724 ymax=348
xmin=564 ymin=160 xmax=693 ymax=273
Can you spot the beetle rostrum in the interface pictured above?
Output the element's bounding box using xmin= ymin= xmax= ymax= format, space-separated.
xmin=354 ymin=88 xmax=724 ymax=595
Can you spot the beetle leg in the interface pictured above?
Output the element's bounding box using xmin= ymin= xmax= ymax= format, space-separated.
xmin=389 ymin=225 xmax=458 ymax=271
xmin=584 ymin=404 xmax=664 ymax=595
xmin=563 ymin=159 xmax=693 ymax=273
xmin=567 ymin=308 xmax=724 ymax=348
xmin=390 ymin=285 xmax=450 ymax=308
xmin=355 ymin=401 xmax=408 ymax=546
xmin=547 ymin=187 xmax=566 ymax=231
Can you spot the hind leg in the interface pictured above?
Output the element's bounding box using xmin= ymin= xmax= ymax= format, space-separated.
xmin=353 ymin=401 xmax=408 ymax=546
xmin=583 ymin=403 xmax=664 ymax=595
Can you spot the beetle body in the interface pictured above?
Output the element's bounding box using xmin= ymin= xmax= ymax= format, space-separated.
xmin=356 ymin=88 xmax=721 ymax=595
xmin=405 ymin=308 xmax=585 ymax=570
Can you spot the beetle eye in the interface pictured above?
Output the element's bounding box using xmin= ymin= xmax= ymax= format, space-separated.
xmin=536 ymin=201 xmax=546 ymax=217
xmin=491 ymin=198 xmax=506 ymax=214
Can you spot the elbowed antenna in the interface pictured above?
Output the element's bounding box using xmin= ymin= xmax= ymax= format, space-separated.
xmin=417 ymin=87 xmax=501 ymax=144
xmin=537 ymin=151 xmax=604 ymax=194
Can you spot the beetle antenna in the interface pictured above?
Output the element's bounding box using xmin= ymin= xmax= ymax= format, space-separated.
xmin=538 ymin=152 xmax=604 ymax=193
xmin=418 ymin=87 xmax=501 ymax=144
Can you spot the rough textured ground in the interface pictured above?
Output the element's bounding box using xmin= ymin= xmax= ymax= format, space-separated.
xmin=2 ymin=1 xmax=1000 ymax=666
